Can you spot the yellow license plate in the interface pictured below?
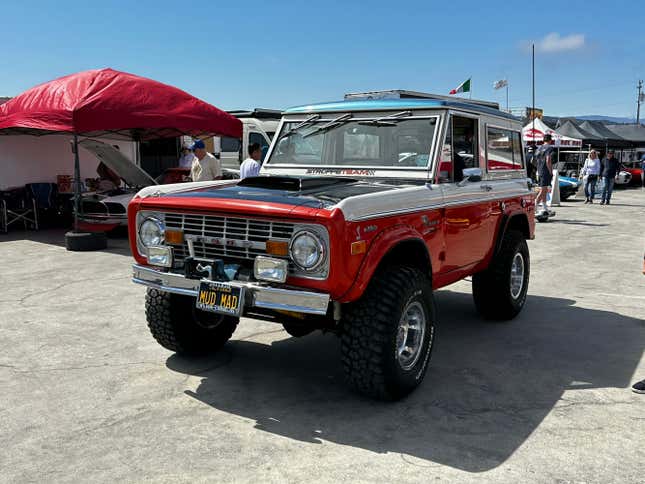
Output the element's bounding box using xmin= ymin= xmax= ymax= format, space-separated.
xmin=196 ymin=281 xmax=244 ymax=316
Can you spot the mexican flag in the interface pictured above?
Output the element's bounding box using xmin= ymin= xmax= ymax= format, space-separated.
xmin=449 ymin=78 xmax=471 ymax=95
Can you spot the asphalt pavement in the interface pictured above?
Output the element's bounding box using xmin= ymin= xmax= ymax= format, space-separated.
xmin=1 ymin=188 xmax=644 ymax=483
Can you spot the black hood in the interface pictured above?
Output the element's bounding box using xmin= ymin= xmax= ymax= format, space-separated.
xmin=168 ymin=175 xmax=420 ymax=208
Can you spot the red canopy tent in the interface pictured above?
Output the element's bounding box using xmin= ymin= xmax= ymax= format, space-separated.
xmin=0 ymin=68 xmax=242 ymax=249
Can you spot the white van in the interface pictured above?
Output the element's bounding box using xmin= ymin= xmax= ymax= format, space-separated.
xmin=213 ymin=109 xmax=281 ymax=172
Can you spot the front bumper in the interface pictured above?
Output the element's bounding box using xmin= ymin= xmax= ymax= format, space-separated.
xmin=132 ymin=264 xmax=330 ymax=316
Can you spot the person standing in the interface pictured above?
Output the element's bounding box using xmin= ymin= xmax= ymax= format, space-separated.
xmin=178 ymin=146 xmax=195 ymax=169
xmin=641 ymin=154 xmax=645 ymax=188
xmin=190 ymin=140 xmax=221 ymax=182
xmin=534 ymin=134 xmax=555 ymax=216
xmin=239 ymin=143 xmax=262 ymax=179
xmin=580 ymin=149 xmax=601 ymax=203
xmin=600 ymin=150 xmax=619 ymax=205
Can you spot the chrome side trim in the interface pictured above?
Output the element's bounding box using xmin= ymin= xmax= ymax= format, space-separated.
xmin=132 ymin=264 xmax=330 ymax=316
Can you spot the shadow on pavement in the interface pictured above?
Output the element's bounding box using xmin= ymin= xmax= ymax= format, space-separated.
xmin=549 ymin=219 xmax=609 ymax=227
xmin=0 ymin=228 xmax=131 ymax=257
xmin=166 ymin=291 xmax=644 ymax=472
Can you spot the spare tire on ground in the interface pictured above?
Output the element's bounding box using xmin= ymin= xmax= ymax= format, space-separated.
xmin=65 ymin=231 xmax=108 ymax=251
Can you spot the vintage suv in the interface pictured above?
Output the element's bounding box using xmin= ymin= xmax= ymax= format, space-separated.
xmin=129 ymin=94 xmax=535 ymax=400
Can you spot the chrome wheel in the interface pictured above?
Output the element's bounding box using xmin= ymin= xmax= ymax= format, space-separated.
xmin=396 ymin=301 xmax=427 ymax=370
xmin=510 ymin=253 xmax=525 ymax=300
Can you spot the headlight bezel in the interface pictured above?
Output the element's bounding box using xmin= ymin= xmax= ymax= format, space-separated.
xmin=289 ymin=229 xmax=326 ymax=272
xmin=136 ymin=211 xmax=166 ymax=257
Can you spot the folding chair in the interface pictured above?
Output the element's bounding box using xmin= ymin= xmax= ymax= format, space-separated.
xmin=0 ymin=187 xmax=38 ymax=233
xmin=26 ymin=183 xmax=58 ymax=228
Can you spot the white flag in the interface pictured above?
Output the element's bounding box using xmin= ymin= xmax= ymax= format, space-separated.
xmin=494 ymin=79 xmax=508 ymax=90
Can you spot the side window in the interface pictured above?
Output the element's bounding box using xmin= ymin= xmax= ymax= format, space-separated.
xmin=221 ymin=136 xmax=241 ymax=152
xmin=249 ymin=132 xmax=270 ymax=160
xmin=438 ymin=115 xmax=478 ymax=183
xmin=486 ymin=127 xmax=514 ymax=171
xmin=511 ymin=131 xmax=524 ymax=169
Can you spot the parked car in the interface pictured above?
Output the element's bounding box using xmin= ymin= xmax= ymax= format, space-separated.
xmin=78 ymin=140 xmax=191 ymax=232
xmin=129 ymin=93 xmax=535 ymax=400
xmin=621 ymin=161 xmax=642 ymax=186
xmin=558 ymin=175 xmax=581 ymax=200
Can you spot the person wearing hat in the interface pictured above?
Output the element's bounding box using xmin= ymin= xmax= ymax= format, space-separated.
xmin=189 ymin=139 xmax=221 ymax=182
xmin=599 ymin=150 xmax=619 ymax=205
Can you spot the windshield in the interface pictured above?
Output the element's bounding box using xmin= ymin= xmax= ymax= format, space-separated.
xmin=266 ymin=115 xmax=438 ymax=169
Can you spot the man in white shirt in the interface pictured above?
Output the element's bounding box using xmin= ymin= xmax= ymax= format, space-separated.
xmin=190 ymin=140 xmax=221 ymax=182
xmin=239 ymin=143 xmax=262 ymax=179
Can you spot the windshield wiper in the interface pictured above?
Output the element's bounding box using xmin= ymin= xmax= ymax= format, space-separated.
xmin=303 ymin=113 xmax=353 ymax=138
xmin=281 ymin=114 xmax=321 ymax=138
xmin=358 ymin=111 xmax=412 ymax=126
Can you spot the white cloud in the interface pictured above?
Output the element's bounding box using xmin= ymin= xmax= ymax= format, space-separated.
xmin=534 ymin=33 xmax=585 ymax=53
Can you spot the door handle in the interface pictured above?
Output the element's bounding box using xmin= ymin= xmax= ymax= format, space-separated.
xmin=480 ymin=184 xmax=493 ymax=192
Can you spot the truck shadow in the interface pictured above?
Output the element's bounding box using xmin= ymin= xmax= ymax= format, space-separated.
xmin=166 ymin=291 xmax=644 ymax=472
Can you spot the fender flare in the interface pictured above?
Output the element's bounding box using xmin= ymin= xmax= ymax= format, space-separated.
xmin=493 ymin=211 xmax=530 ymax=256
xmin=338 ymin=224 xmax=431 ymax=303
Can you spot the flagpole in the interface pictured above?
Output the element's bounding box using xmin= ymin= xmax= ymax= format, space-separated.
xmin=532 ymin=44 xmax=535 ymax=143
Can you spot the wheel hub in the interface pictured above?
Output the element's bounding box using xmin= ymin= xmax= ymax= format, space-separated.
xmin=510 ymin=252 xmax=525 ymax=299
xmin=396 ymin=301 xmax=427 ymax=370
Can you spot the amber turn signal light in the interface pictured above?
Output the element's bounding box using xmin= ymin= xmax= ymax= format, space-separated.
xmin=351 ymin=240 xmax=367 ymax=255
xmin=266 ymin=240 xmax=289 ymax=256
xmin=165 ymin=229 xmax=184 ymax=245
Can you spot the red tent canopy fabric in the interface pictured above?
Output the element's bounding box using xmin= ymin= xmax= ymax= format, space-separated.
xmin=0 ymin=68 xmax=242 ymax=140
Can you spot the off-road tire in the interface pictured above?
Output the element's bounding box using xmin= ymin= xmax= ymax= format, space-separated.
xmin=145 ymin=289 xmax=238 ymax=354
xmin=472 ymin=230 xmax=529 ymax=320
xmin=340 ymin=266 xmax=436 ymax=400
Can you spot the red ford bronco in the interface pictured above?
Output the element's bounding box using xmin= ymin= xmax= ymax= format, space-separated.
xmin=129 ymin=93 xmax=535 ymax=400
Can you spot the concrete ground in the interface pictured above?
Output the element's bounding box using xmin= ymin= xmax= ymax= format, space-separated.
xmin=1 ymin=188 xmax=643 ymax=484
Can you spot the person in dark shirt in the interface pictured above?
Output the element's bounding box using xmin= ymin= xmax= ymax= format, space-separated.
xmin=534 ymin=134 xmax=555 ymax=215
xmin=600 ymin=150 xmax=619 ymax=205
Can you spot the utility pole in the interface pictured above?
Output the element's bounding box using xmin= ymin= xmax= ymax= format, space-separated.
xmin=637 ymin=80 xmax=643 ymax=125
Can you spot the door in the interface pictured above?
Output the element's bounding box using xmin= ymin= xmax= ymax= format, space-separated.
xmin=439 ymin=114 xmax=493 ymax=271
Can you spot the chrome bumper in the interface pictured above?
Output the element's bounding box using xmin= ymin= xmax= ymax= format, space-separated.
xmin=132 ymin=264 xmax=330 ymax=316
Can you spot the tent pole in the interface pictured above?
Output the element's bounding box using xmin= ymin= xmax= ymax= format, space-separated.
xmin=73 ymin=133 xmax=81 ymax=232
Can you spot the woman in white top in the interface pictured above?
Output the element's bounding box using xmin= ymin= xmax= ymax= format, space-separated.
xmin=581 ymin=150 xmax=601 ymax=203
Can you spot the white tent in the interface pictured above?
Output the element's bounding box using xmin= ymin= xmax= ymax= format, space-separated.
xmin=522 ymin=118 xmax=582 ymax=147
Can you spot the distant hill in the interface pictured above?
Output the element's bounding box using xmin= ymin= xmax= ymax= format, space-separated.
xmin=575 ymin=115 xmax=637 ymax=124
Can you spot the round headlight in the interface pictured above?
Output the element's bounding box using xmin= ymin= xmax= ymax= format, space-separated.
xmin=139 ymin=218 xmax=164 ymax=247
xmin=290 ymin=231 xmax=324 ymax=270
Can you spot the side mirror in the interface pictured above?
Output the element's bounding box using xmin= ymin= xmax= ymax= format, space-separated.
xmin=457 ymin=167 xmax=482 ymax=186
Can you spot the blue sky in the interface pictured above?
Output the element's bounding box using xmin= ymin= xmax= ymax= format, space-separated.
xmin=1 ymin=0 xmax=643 ymax=119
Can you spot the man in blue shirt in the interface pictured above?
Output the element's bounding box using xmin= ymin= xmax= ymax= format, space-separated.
xmin=600 ymin=150 xmax=619 ymax=205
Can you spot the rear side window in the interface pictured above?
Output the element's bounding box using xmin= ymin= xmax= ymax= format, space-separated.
xmin=221 ymin=136 xmax=241 ymax=152
xmin=486 ymin=127 xmax=523 ymax=171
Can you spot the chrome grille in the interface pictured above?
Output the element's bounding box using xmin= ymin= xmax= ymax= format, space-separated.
xmin=165 ymin=212 xmax=294 ymax=265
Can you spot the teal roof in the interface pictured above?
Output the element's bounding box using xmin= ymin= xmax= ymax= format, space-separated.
xmin=284 ymin=99 xmax=518 ymax=121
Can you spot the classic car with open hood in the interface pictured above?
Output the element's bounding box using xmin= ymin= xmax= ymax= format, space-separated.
xmin=129 ymin=93 xmax=535 ymax=400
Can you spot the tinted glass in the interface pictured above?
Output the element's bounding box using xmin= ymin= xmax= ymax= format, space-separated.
xmin=221 ymin=136 xmax=241 ymax=152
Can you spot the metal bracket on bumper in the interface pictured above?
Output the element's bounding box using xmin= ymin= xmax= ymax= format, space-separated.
xmin=132 ymin=264 xmax=330 ymax=316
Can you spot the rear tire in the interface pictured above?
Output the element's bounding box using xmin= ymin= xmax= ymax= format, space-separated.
xmin=145 ymin=289 xmax=238 ymax=354
xmin=472 ymin=230 xmax=529 ymax=320
xmin=340 ymin=266 xmax=436 ymax=400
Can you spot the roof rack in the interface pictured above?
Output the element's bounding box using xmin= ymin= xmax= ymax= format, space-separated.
xmin=344 ymin=90 xmax=500 ymax=110
xmin=227 ymin=108 xmax=282 ymax=119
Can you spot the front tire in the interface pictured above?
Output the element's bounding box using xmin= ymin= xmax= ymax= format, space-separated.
xmin=472 ymin=230 xmax=529 ymax=320
xmin=340 ymin=266 xmax=436 ymax=400
xmin=145 ymin=289 xmax=238 ymax=354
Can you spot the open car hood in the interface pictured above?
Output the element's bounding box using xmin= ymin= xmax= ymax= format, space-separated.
xmin=79 ymin=139 xmax=157 ymax=188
